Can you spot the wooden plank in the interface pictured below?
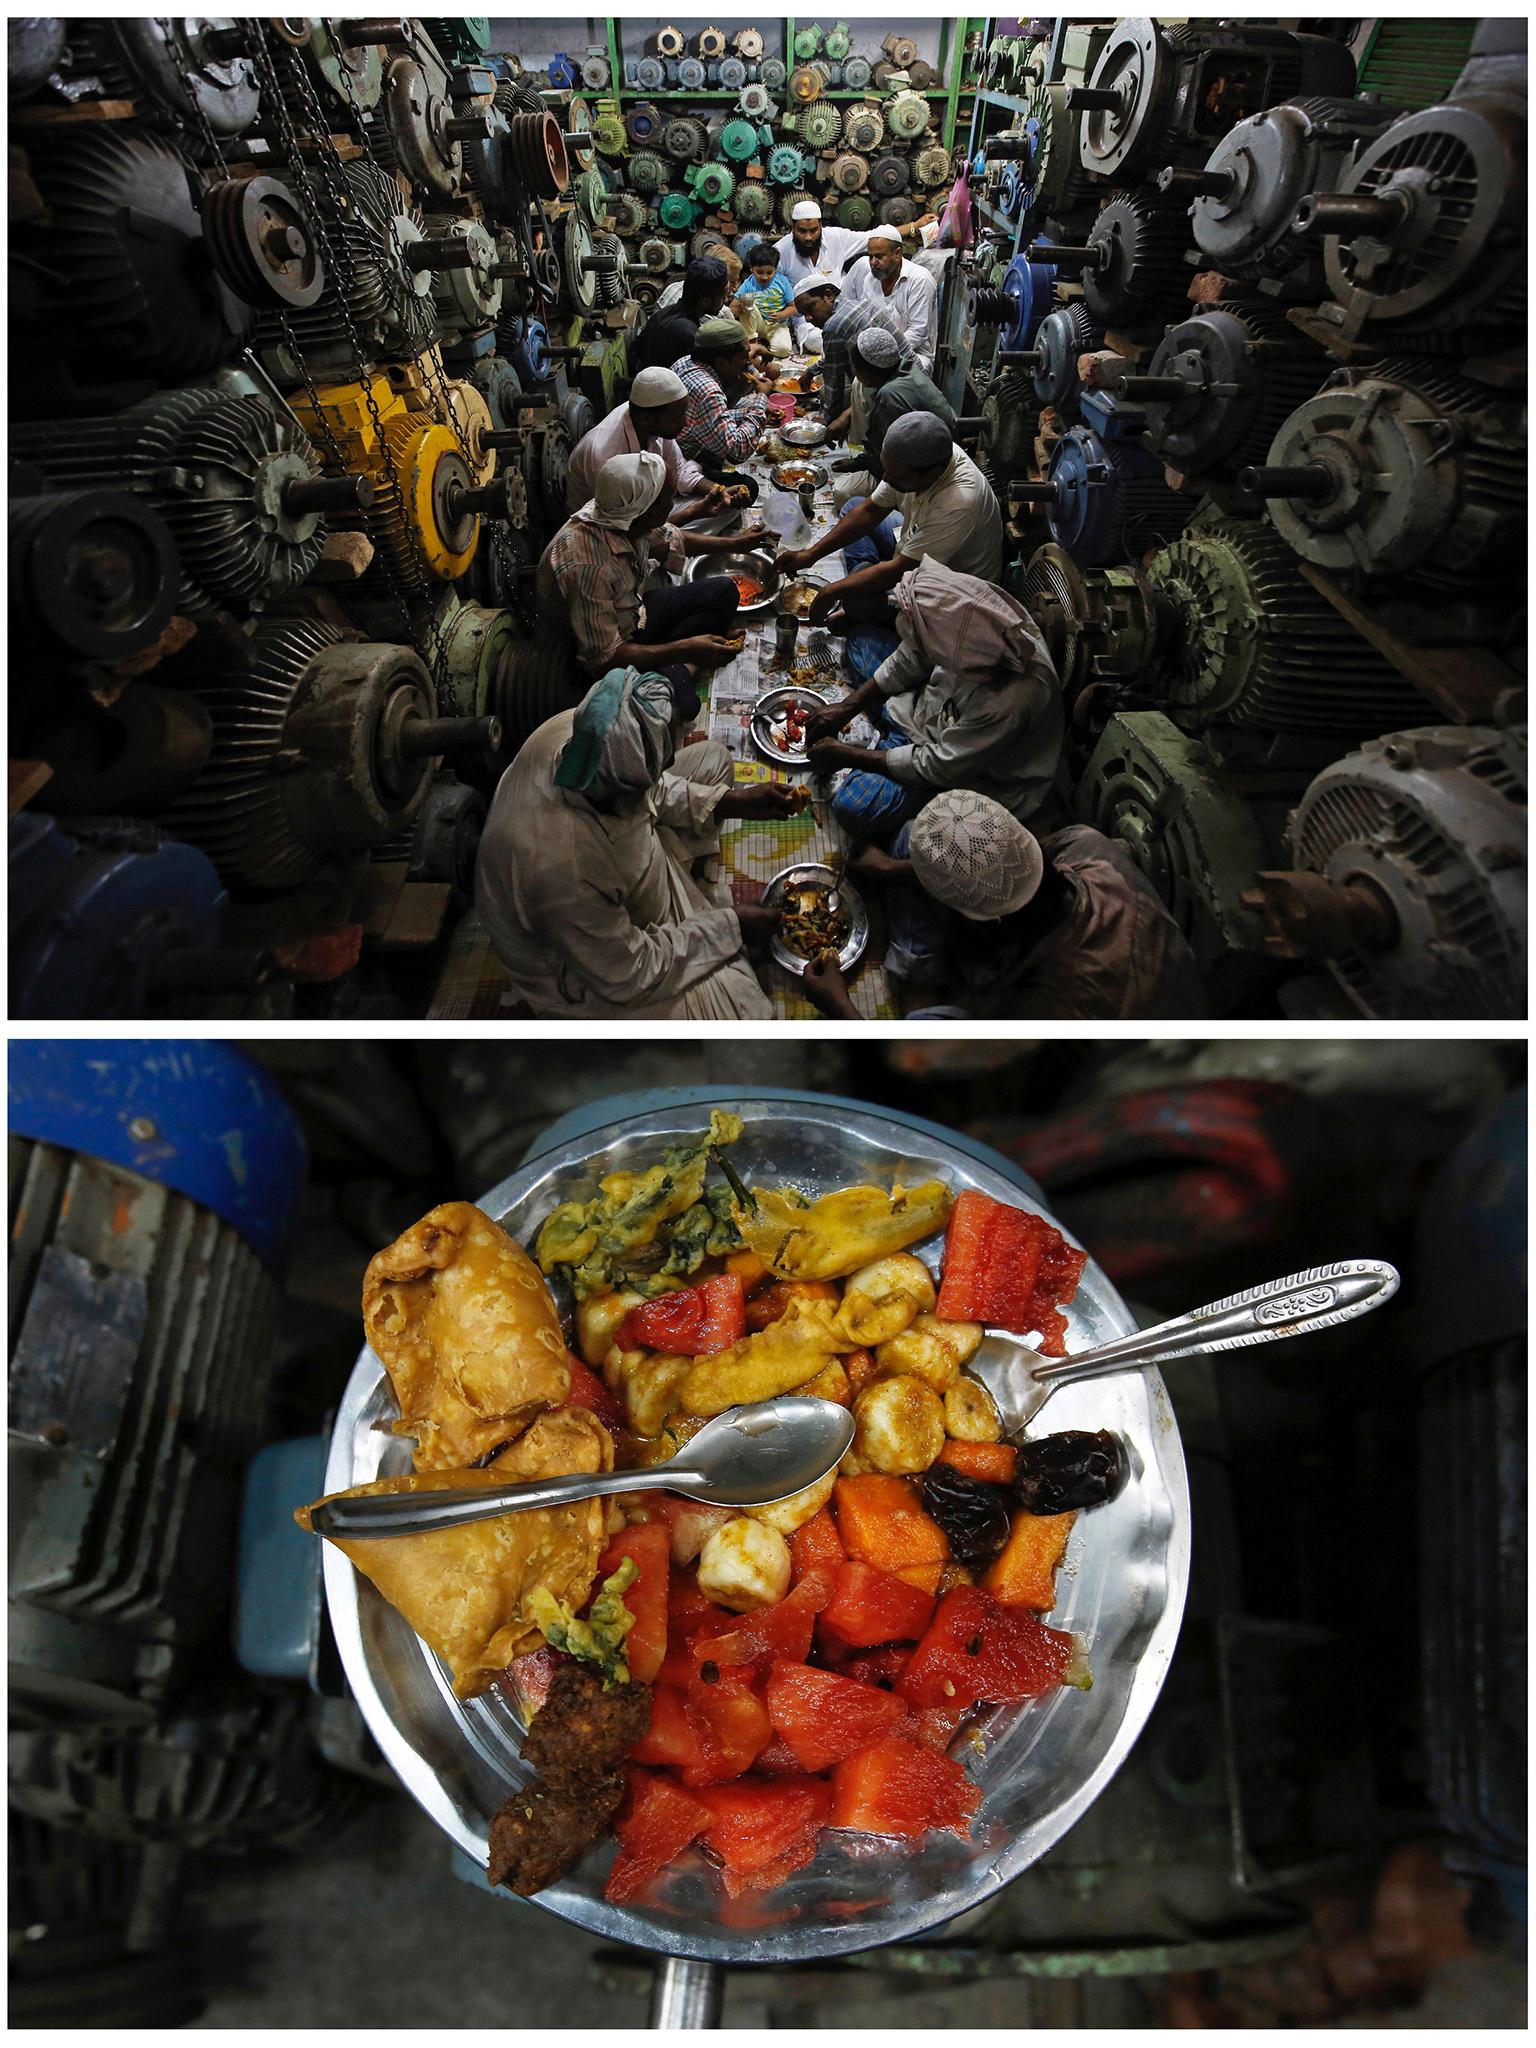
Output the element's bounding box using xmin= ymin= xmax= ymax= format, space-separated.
xmin=381 ymin=882 xmax=452 ymax=948
xmin=1298 ymin=563 xmax=1520 ymax=726
xmin=12 ymin=99 xmax=138 ymax=125
xmin=10 ymin=761 xmax=53 ymax=815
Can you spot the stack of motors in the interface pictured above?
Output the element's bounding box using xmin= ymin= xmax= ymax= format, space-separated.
xmin=1245 ymin=360 xmax=1527 ymax=585
xmin=1025 ymin=418 xmax=1196 ymax=567
xmin=1255 ymin=725 xmax=1528 ymax=1018
xmin=1144 ymin=518 xmax=1431 ymax=735
xmin=1073 ymin=18 xmax=1357 ymax=186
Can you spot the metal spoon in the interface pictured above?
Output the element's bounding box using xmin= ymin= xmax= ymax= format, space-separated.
xmin=306 ymin=1395 xmax=854 ymax=1542
xmin=967 ymin=1259 xmax=1401 ymax=1435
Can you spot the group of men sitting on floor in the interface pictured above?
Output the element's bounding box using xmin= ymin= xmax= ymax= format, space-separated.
xmin=472 ymin=204 xmax=1205 ymax=1023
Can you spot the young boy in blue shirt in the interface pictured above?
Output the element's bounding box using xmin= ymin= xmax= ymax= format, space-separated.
xmin=732 ymin=240 xmax=798 ymax=356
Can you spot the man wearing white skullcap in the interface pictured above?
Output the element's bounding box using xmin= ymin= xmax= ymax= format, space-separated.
xmin=850 ymin=327 xmax=954 ymax=472
xmin=566 ymin=365 xmax=723 ymax=523
xmin=779 ymin=407 xmax=1002 ymax=626
xmin=840 ymin=223 xmax=939 ymax=371
xmin=799 ymin=789 xmax=1206 ymax=1021
xmin=773 ymin=197 xmax=868 ymax=295
xmin=538 ymin=449 xmax=772 ymax=688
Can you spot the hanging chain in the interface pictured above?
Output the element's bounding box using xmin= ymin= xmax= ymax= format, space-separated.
xmin=242 ymin=22 xmax=437 ymax=668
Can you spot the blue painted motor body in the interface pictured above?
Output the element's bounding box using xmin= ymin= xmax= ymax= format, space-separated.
xmin=1001 ymin=252 xmax=1056 ymax=350
xmin=511 ymin=316 xmax=551 ymax=385
xmin=9 ymin=1036 xmax=308 ymax=1270
xmin=10 ymin=813 xmax=227 ymax=1023
xmin=1046 ymin=409 xmax=1196 ymax=566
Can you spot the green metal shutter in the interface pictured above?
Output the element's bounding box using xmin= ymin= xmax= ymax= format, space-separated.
xmin=1356 ymin=19 xmax=1478 ymax=110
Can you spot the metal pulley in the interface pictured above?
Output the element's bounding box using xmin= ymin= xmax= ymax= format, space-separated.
xmin=200 ymin=174 xmax=324 ymax=309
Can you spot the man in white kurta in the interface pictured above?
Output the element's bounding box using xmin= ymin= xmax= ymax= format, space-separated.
xmin=474 ymin=669 xmax=798 ymax=1020
xmin=839 ymin=227 xmax=938 ymax=372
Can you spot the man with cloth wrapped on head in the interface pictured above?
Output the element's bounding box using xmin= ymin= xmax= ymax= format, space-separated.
xmin=797 ymin=789 xmax=1206 ymax=1022
xmin=840 ymin=224 xmax=939 ymax=373
xmin=537 ymin=450 xmax=771 ymax=708
xmin=566 ymin=366 xmax=732 ymax=525
xmin=475 ymin=667 xmax=802 ymax=1020
xmin=778 ymin=409 xmax=1002 ymax=626
xmin=801 ymin=555 xmax=1064 ymax=840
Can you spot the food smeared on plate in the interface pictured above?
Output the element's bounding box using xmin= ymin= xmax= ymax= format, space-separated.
xmin=729 ymin=575 xmax=765 ymax=607
xmin=778 ymin=880 xmax=849 ymax=963
xmin=301 ymin=1116 xmax=1113 ymax=1910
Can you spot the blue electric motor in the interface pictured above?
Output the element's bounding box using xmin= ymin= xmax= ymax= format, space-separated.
xmin=1032 ymin=392 xmax=1198 ymax=567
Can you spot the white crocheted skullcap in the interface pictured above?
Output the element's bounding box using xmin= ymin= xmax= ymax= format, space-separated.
xmin=908 ymin=791 xmax=1045 ymax=919
xmin=852 ymin=326 xmax=903 ymax=369
xmin=793 ymin=270 xmax=839 ymax=301
xmin=629 ymin=366 xmax=688 ymax=406
xmin=791 ymin=199 xmax=824 ymax=221
xmin=867 ymin=224 xmax=904 ymax=244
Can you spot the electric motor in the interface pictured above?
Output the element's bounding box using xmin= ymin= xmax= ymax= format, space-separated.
xmin=1033 ymin=192 xmax=1191 ymax=327
xmin=969 ymin=253 xmax=1056 ymax=351
xmin=828 ymin=152 xmax=869 ymax=195
xmin=657 ymin=189 xmax=700 ymax=231
xmin=769 ymin=143 xmax=811 ymax=186
xmin=1252 ymin=724 xmax=1527 ymax=1019
xmin=978 ymin=369 xmax=1041 ymax=487
xmin=677 ymin=57 xmax=706 ymax=92
xmin=1022 ymin=78 xmax=1103 ymax=223
xmin=13 ymin=128 xmax=252 ymax=395
xmin=796 ymin=99 xmax=843 ymax=154
xmin=869 ymin=154 xmax=910 ymax=198
xmin=662 ymin=116 xmax=708 ymax=163
xmin=420 ymin=214 xmax=507 ymax=334
xmin=1077 ymin=708 xmax=1275 ymax=974
xmin=689 ymin=160 xmax=735 ymax=209
xmin=12 ymin=390 xmax=363 ymax=619
xmin=1018 ymin=541 xmax=1172 ymax=724
xmin=1073 ymin=18 xmax=1357 ymax=186
xmin=719 ymin=116 xmax=761 ymax=163
xmin=877 ymin=198 xmax=917 ymax=228
xmin=626 ymin=149 xmax=668 ymax=196
xmin=838 ymin=196 xmax=874 ymax=231
xmin=1018 ymin=418 xmax=1197 ymax=567
xmin=10 ymin=489 xmax=180 ymax=671
xmin=915 ymin=144 xmax=953 ymax=189
xmin=732 ymin=183 xmax=774 ymax=227
xmin=1244 ymin=359 xmax=1527 ymax=586
xmin=739 ymin=81 xmax=776 ymax=120
xmin=288 ymin=375 xmax=488 ymax=595
xmin=886 ymin=90 xmax=930 ymax=142
xmin=60 ymin=17 xmax=264 ymax=160
xmin=1144 ymin=516 xmax=1429 ymax=737
xmin=164 ymin=619 xmax=498 ymax=890
xmin=1022 ymin=304 xmax=1107 ymax=419
xmin=1167 ymin=96 xmax=1404 ymax=289
xmin=1115 ymin=302 xmax=1329 ymax=477
xmin=432 ymin=592 xmax=520 ymax=723
xmin=789 ymin=63 xmax=828 ymax=105
xmin=8 ymin=814 xmax=260 ymax=1023
xmin=842 ymin=55 xmax=872 ymax=92
xmin=9 ymin=1042 xmax=301 ymax=1707
xmin=843 ymin=102 xmax=885 ymax=152
xmin=625 ymin=100 xmax=662 ymax=148
xmin=1296 ymin=92 xmax=1528 ymax=344
xmin=376 ymin=53 xmax=478 ymax=201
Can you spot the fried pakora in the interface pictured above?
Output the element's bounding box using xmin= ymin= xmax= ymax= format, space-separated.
xmin=734 ymin=1181 xmax=954 ymax=1283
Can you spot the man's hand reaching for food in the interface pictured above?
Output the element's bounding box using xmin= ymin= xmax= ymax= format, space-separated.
xmin=801 ymin=951 xmax=860 ymax=1019
xmin=734 ymin=901 xmax=781 ymax=951
xmin=716 ymin=782 xmax=811 ymax=821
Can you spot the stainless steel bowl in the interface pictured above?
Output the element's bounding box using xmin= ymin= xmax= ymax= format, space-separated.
xmin=684 ymin=548 xmax=779 ymax=618
xmin=779 ymin=418 xmax=828 ymax=448
xmin=321 ymin=1100 xmax=1191 ymax=1964
xmin=750 ymin=684 xmax=831 ymax=768
xmin=764 ymin=861 xmax=869 ymax=976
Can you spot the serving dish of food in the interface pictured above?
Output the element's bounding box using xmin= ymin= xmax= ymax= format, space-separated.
xmin=749 ymin=684 xmax=830 ymax=768
xmin=310 ymin=1100 xmax=1192 ymax=1963
xmin=684 ymin=548 xmax=779 ymax=619
xmin=769 ymin=461 xmax=828 ymax=493
xmin=777 ymin=578 xmax=820 ymax=620
xmin=762 ymin=863 xmax=868 ymax=977
xmin=779 ymin=418 xmax=828 ymax=449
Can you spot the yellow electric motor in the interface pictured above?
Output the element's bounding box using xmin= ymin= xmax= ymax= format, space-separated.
xmin=289 ymin=375 xmax=485 ymax=591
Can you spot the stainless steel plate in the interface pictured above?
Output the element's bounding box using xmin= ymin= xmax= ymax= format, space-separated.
xmin=750 ymin=684 xmax=830 ymax=768
xmin=684 ymin=547 xmax=779 ymax=617
xmin=321 ymin=1100 xmax=1190 ymax=1964
xmin=779 ymin=418 xmax=828 ymax=447
xmin=764 ymin=861 xmax=869 ymax=977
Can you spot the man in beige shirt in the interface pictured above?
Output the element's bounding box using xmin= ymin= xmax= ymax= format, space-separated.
xmin=778 ymin=411 xmax=1002 ymax=626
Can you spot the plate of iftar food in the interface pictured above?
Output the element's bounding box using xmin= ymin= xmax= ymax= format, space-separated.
xmin=306 ymin=1102 xmax=1189 ymax=1961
